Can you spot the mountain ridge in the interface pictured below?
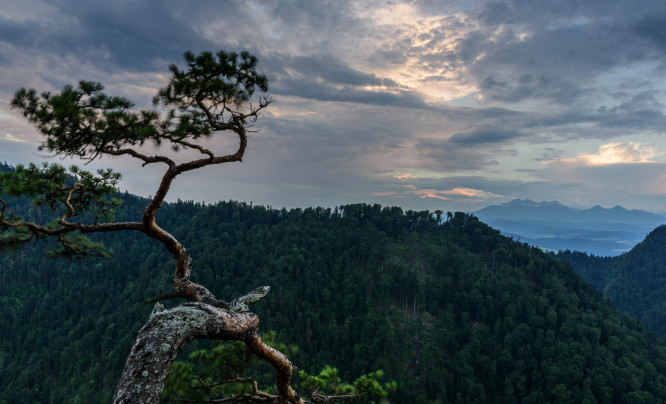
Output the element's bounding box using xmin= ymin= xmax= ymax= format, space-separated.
xmin=476 ymin=198 xmax=665 ymax=224
xmin=474 ymin=198 xmax=666 ymax=256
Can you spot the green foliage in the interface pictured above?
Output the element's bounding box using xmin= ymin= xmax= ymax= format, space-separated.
xmin=0 ymin=163 xmax=120 ymax=256
xmin=11 ymin=82 xmax=159 ymax=159
xmin=10 ymin=50 xmax=270 ymax=160
xmin=162 ymin=330 xmax=395 ymax=404
xmin=65 ymin=165 xmax=123 ymax=221
xmin=0 ymin=162 xmax=68 ymax=206
xmin=45 ymin=233 xmax=111 ymax=259
xmin=162 ymin=331 xmax=298 ymax=403
xmin=154 ymin=50 xmax=270 ymax=142
xmin=0 ymin=162 xmax=120 ymax=221
xmin=0 ymin=223 xmax=35 ymax=250
xmin=299 ymin=366 xmax=396 ymax=403
xmin=3 ymin=49 xmax=271 ymax=263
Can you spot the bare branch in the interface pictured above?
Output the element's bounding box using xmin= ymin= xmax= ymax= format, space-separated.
xmin=145 ymin=291 xmax=182 ymax=304
xmin=194 ymin=377 xmax=277 ymax=403
xmin=172 ymin=138 xmax=215 ymax=159
xmin=244 ymin=333 xmax=304 ymax=404
xmin=1 ymin=212 xmax=71 ymax=236
xmin=195 ymin=99 xmax=234 ymax=132
xmin=102 ymin=147 xmax=175 ymax=167
xmin=239 ymin=96 xmax=272 ymax=123
xmin=61 ymin=183 xmax=83 ymax=222
xmin=309 ymin=393 xmax=363 ymax=403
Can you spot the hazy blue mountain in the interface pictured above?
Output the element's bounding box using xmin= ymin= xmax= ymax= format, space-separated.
xmin=474 ymin=199 xmax=666 ymax=256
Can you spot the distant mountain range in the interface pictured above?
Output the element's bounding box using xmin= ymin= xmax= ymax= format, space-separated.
xmin=474 ymin=199 xmax=666 ymax=256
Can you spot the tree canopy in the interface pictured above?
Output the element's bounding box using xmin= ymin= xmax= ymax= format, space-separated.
xmin=0 ymin=50 xmax=329 ymax=404
xmin=3 ymin=49 xmax=272 ymax=304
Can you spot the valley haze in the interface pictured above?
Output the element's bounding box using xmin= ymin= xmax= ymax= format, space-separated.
xmin=474 ymin=198 xmax=666 ymax=256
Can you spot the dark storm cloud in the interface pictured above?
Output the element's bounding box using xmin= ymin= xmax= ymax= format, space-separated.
xmin=69 ymin=1 xmax=216 ymax=70
xmin=448 ymin=126 xmax=526 ymax=144
xmin=516 ymin=110 xmax=660 ymax=141
xmin=0 ymin=0 xmax=425 ymax=109
xmin=477 ymin=0 xmax=634 ymax=28
xmin=447 ymin=0 xmax=666 ymax=105
xmin=271 ymin=76 xmax=426 ymax=108
xmin=255 ymin=0 xmax=361 ymax=37
xmin=632 ymin=12 xmax=666 ymax=50
xmin=480 ymin=73 xmax=582 ymax=104
xmin=417 ymin=137 xmax=505 ymax=171
xmin=604 ymin=90 xmax=664 ymax=113
xmin=596 ymin=109 xmax=666 ymax=131
xmin=273 ymin=54 xmax=398 ymax=87
xmin=267 ymin=54 xmax=427 ymax=108
xmin=0 ymin=15 xmax=33 ymax=47
xmin=593 ymin=90 xmax=666 ymax=131
xmin=0 ymin=0 xmax=219 ymax=72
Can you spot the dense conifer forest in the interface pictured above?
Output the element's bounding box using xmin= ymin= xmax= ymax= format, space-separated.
xmin=558 ymin=225 xmax=666 ymax=338
xmin=2 ymin=160 xmax=666 ymax=402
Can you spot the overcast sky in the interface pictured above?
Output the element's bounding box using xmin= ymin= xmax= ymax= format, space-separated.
xmin=2 ymin=0 xmax=666 ymax=212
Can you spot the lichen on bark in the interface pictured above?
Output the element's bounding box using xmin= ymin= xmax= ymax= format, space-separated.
xmin=112 ymin=303 xmax=262 ymax=403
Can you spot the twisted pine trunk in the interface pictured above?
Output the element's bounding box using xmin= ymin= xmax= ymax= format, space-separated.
xmin=111 ymin=303 xmax=304 ymax=404
xmin=112 ymin=303 xmax=259 ymax=403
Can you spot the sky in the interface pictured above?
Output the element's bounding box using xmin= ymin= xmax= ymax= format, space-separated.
xmin=2 ymin=0 xmax=666 ymax=213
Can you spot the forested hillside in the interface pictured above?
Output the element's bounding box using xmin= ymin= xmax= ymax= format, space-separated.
xmin=558 ymin=225 xmax=666 ymax=338
xmin=2 ymin=186 xmax=666 ymax=402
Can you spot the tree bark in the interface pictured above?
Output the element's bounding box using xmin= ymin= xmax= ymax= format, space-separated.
xmin=112 ymin=303 xmax=259 ymax=404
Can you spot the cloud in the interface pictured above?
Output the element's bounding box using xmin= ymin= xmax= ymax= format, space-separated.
xmin=1 ymin=133 xmax=26 ymax=143
xmin=411 ymin=188 xmax=450 ymax=201
xmin=417 ymin=141 xmax=501 ymax=171
xmin=479 ymin=73 xmax=582 ymax=104
xmin=271 ymin=75 xmax=427 ymax=108
xmin=0 ymin=1 xmax=210 ymax=73
xmin=370 ymin=181 xmax=509 ymax=204
xmin=608 ymin=90 xmax=664 ymax=113
xmin=448 ymin=126 xmax=526 ymax=144
xmin=405 ymin=186 xmax=500 ymax=201
xmin=274 ymin=54 xmax=398 ymax=87
xmin=443 ymin=187 xmax=488 ymax=197
xmin=268 ymin=53 xmax=427 ymax=108
xmin=416 ymin=127 xmax=525 ymax=172
xmin=551 ymin=142 xmax=659 ymax=167
xmin=452 ymin=0 xmax=666 ymax=106
xmin=632 ymin=11 xmax=666 ymax=50
xmin=534 ymin=159 xmax=666 ymax=209
xmin=4 ymin=0 xmax=666 ymax=213
xmin=408 ymin=186 xmax=506 ymax=202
